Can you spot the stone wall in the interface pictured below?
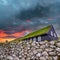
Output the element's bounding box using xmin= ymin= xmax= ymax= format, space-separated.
xmin=0 ymin=40 xmax=60 ymax=60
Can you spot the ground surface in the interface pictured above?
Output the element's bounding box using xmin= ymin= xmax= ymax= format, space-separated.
xmin=0 ymin=40 xmax=60 ymax=60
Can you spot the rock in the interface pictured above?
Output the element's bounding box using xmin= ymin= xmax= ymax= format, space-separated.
xmin=49 ymin=41 xmax=55 ymax=45
xmin=36 ymin=53 xmax=41 ymax=57
xmin=29 ymin=52 xmax=33 ymax=56
xmin=56 ymin=48 xmax=60 ymax=52
xmin=50 ymin=45 xmax=56 ymax=48
xmin=35 ymin=45 xmax=39 ymax=49
xmin=49 ymin=52 xmax=56 ymax=56
xmin=12 ymin=54 xmax=19 ymax=60
xmin=37 ymin=49 xmax=43 ymax=52
xmin=6 ymin=56 xmax=13 ymax=60
xmin=13 ymin=57 xmax=19 ymax=60
xmin=45 ymin=56 xmax=50 ymax=60
xmin=49 ymin=56 xmax=53 ymax=60
xmin=39 ymin=41 xmax=45 ymax=45
xmin=40 ymin=57 xmax=46 ymax=60
xmin=42 ymin=51 xmax=48 ymax=56
xmin=45 ymin=43 xmax=49 ymax=48
xmin=12 ymin=54 xmax=16 ymax=57
xmin=21 ymin=58 xmax=25 ymax=60
xmin=58 ymin=53 xmax=60 ymax=56
xmin=56 ymin=43 xmax=60 ymax=47
xmin=53 ymin=56 xmax=58 ymax=60
xmin=31 ymin=42 xmax=36 ymax=46
xmin=24 ymin=52 xmax=27 ymax=55
xmin=26 ymin=57 xmax=31 ymax=60
xmin=33 ymin=50 xmax=37 ymax=54
xmin=40 ymin=45 xmax=46 ymax=49
xmin=45 ymin=48 xmax=54 ymax=52
xmin=31 ymin=56 xmax=35 ymax=59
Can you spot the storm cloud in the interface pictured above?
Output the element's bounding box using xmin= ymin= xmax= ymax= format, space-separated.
xmin=0 ymin=0 xmax=60 ymax=36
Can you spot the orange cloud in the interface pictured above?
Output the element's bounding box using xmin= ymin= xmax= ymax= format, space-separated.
xmin=0 ymin=30 xmax=32 ymax=38
xmin=0 ymin=38 xmax=15 ymax=43
xmin=11 ymin=30 xmax=32 ymax=38
xmin=11 ymin=31 xmax=25 ymax=38
xmin=0 ymin=30 xmax=8 ymax=37
xmin=0 ymin=29 xmax=32 ymax=43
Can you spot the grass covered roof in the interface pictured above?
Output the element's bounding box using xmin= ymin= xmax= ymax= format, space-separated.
xmin=21 ymin=25 xmax=52 ymax=40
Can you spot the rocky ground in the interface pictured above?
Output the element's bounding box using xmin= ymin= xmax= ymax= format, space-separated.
xmin=0 ymin=40 xmax=60 ymax=60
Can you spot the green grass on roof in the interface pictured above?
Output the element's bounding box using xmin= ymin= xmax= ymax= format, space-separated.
xmin=21 ymin=25 xmax=52 ymax=40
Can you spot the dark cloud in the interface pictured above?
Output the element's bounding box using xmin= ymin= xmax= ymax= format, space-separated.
xmin=16 ymin=5 xmax=50 ymax=20
xmin=0 ymin=0 xmax=60 ymax=35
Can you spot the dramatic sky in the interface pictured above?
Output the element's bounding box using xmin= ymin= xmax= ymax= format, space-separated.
xmin=0 ymin=0 xmax=60 ymax=41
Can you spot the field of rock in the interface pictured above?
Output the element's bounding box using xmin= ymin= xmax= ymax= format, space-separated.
xmin=0 ymin=40 xmax=60 ymax=60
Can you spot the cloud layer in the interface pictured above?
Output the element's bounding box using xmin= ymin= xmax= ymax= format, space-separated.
xmin=0 ymin=0 xmax=60 ymax=37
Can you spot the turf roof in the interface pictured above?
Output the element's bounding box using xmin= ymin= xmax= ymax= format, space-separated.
xmin=21 ymin=25 xmax=52 ymax=40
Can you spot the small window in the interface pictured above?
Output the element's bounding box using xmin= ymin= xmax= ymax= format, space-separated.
xmin=33 ymin=38 xmax=36 ymax=42
xmin=51 ymin=31 xmax=53 ymax=36
xmin=38 ymin=37 xmax=41 ymax=42
xmin=54 ymin=33 xmax=56 ymax=37
xmin=30 ymin=38 xmax=32 ymax=40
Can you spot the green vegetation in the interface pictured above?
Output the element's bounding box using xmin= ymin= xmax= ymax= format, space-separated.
xmin=20 ymin=25 xmax=52 ymax=40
